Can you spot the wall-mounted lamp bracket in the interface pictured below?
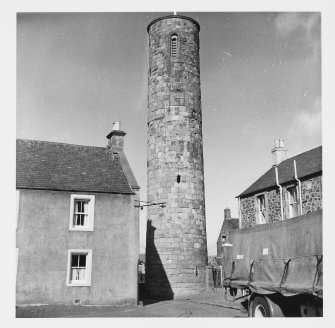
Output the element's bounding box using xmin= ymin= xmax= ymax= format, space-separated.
xmin=134 ymin=200 xmax=166 ymax=210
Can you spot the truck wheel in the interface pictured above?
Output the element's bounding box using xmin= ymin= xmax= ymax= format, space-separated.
xmin=300 ymin=298 xmax=323 ymax=317
xmin=249 ymin=295 xmax=284 ymax=317
xmin=250 ymin=296 xmax=271 ymax=317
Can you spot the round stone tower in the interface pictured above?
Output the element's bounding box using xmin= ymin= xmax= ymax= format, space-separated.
xmin=145 ymin=15 xmax=208 ymax=299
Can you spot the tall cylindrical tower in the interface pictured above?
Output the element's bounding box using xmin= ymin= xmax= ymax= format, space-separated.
xmin=146 ymin=15 xmax=208 ymax=299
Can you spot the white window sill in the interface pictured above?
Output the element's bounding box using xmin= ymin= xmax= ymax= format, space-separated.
xmin=66 ymin=281 xmax=91 ymax=287
xmin=69 ymin=227 xmax=94 ymax=232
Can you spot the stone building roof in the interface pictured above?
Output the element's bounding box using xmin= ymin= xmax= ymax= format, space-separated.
xmin=237 ymin=146 xmax=322 ymax=198
xmin=16 ymin=139 xmax=139 ymax=194
xmin=221 ymin=218 xmax=239 ymax=231
xmin=217 ymin=217 xmax=239 ymax=243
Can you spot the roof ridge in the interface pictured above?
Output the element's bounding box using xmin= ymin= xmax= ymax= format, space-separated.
xmin=17 ymin=138 xmax=106 ymax=150
xmin=280 ymin=145 xmax=322 ymax=164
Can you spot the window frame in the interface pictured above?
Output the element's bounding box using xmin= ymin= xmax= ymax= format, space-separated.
xmin=69 ymin=194 xmax=95 ymax=231
xmin=66 ymin=249 xmax=92 ymax=287
xmin=255 ymin=193 xmax=268 ymax=225
xmin=286 ymin=185 xmax=300 ymax=218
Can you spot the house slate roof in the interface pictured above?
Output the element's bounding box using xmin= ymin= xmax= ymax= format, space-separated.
xmin=237 ymin=146 xmax=322 ymax=198
xmin=224 ymin=218 xmax=240 ymax=231
xmin=16 ymin=139 xmax=139 ymax=194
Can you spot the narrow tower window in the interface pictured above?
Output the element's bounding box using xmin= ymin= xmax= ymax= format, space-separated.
xmin=171 ymin=35 xmax=178 ymax=58
xmin=177 ymin=175 xmax=181 ymax=183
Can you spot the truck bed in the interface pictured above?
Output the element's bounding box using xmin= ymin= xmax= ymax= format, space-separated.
xmin=222 ymin=210 xmax=322 ymax=298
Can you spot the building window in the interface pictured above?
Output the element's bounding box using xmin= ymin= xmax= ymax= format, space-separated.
xmin=256 ymin=194 xmax=267 ymax=224
xmin=66 ymin=249 xmax=92 ymax=286
xmin=287 ymin=186 xmax=299 ymax=218
xmin=171 ymin=34 xmax=178 ymax=58
xmin=69 ymin=194 xmax=95 ymax=231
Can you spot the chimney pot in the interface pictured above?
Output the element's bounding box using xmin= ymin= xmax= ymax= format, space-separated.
xmin=272 ymin=139 xmax=287 ymax=166
xmin=113 ymin=121 xmax=121 ymax=131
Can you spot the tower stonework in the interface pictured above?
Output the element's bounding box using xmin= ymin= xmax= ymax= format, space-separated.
xmin=146 ymin=15 xmax=208 ymax=299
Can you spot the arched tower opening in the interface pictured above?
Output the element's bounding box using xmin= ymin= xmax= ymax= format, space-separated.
xmin=170 ymin=34 xmax=178 ymax=57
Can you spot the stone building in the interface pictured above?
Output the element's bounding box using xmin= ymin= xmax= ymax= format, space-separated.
xmin=216 ymin=208 xmax=239 ymax=264
xmin=16 ymin=123 xmax=140 ymax=305
xmin=145 ymin=15 xmax=208 ymax=299
xmin=237 ymin=140 xmax=322 ymax=228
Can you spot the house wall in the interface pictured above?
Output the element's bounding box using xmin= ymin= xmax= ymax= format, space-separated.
xmin=216 ymin=220 xmax=239 ymax=260
xmin=267 ymin=189 xmax=281 ymax=223
xmin=216 ymin=229 xmax=227 ymax=262
xmin=216 ymin=232 xmax=225 ymax=261
xmin=240 ymin=197 xmax=255 ymax=228
xmin=16 ymin=189 xmax=139 ymax=305
xmin=240 ymin=175 xmax=322 ymax=228
xmin=301 ymin=175 xmax=322 ymax=214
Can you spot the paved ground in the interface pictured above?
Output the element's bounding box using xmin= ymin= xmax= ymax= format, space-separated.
xmin=16 ymin=289 xmax=248 ymax=318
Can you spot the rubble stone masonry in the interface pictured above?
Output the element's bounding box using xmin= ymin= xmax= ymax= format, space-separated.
xmin=145 ymin=15 xmax=208 ymax=299
xmin=240 ymin=175 xmax=322 ymax=228
xmin=267 ymin=189 xmax=282 ymax=223
xmin=301 ymin=176 xmax=322 ymax=214
xmin=240 ymin=197 xmax=255 ymax=228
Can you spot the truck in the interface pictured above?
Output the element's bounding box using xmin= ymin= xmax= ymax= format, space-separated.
xmin=221 ymin=210 xmax=322 ymax=317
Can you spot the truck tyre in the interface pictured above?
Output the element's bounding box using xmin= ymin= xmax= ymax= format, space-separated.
xmin=300 ymin=297 xmax=323 ymax=317
xmin=249 ymin=295 xmax=284 ymax=317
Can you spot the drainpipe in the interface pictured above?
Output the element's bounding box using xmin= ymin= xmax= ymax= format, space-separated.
xmin=237 ymin=197 xmax=241 ymax=229
xmin=294 ymin=160 xmax=303 ymax=215
xmin=275 ymin=166 xmax=284 ymax=220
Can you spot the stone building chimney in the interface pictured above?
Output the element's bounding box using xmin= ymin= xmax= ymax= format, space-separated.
xmin=224 ymin=208 xmax=231 ymax=220
xmin=106 ymin=121 xmax=126 ymax=153
xmin=105 ymin=122 xmax=140 ymax=191
xmin=271 ymin=139 xmax=288 ymax=166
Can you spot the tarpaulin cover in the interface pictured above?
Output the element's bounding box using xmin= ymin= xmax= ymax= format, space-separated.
xmin=222 ymin=210 xmax=322 ymax=298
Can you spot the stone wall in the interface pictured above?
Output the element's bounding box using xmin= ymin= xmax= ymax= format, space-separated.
xmin=241 ymin=191 xmax=282 ymax=228
xmin=301 ymin=175 xmax=322 ymax=214
xmin=240 ymin=197 xmax=255 ymax=228
xmin=240 ymin=175 xmax=322 ymax=228
xmin=146 ymin=16 xmax=208 ymax=299
xmin=267 ymin=189 xmax=281 ymax=223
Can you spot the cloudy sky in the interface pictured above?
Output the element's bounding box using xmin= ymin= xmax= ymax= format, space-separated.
xmin=17 ymin=11 xmax=322 ymax=255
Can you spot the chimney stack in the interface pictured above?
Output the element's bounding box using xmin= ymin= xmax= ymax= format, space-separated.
xmin=224 ymin=207 xmax=231 ymax=220
xmin=106 ymin=121 xmax=126 ymax=153
xmin=271 ymin=139 xmax=287 ymax=166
